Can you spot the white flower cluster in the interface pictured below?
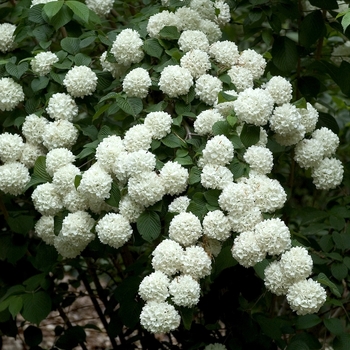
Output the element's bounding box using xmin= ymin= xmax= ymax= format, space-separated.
xmin=31 ymin=51 xmax=59 ymax=76
xmin=0 ymin=77 xmax=25 ymax=111
xmin=85 ymin=0 xmax=114 ymax=17
xmin=0 ymin=23 xmax=16 ymax=53
xmin=63 ymin=66 xmax=98 ymax=98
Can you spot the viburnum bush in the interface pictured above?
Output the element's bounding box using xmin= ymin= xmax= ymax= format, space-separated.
xmin=0 ymin=0 xmax=350 ymax=349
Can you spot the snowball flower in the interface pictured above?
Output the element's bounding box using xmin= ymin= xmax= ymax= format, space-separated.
xmin=128 ymin=172 xmax=165 ymax=207
xmin=22 ymin=114 xmax=48 ymax=145
xmin=0 ymin=23 xmax=16 ymax=53
xmin=209 ymin=40 xmax=239 ymax=67
xmin=146 ymin=11 xmax=180 ymax=38
xmin=45 ymin=148 xmax=75 ymax=176
xmin=227 ymin=66 xmax=254 ymax=92
xmin=199 ymin=19 xmax=222 ymax=44
xmin=85 ymin=0 xmax=114 ymax=16
xmin=233 ymin=88 xmax=274 ymax=126
xmin=300 ymin=102 xmax=319 ymax=133
xmin=123 ymin=124 xmax=153 ymax=152
xmin=169 ymin=212 xmax=202 ymax=247
xmin=95 ymin=135 xmax=125 ymax=173
xmin=144 ymin=111 xmax=172 ymax=140
xmin=178 ymin=30 xmax=210 ymax=52
xmin=139 ymin=271 xmax=170 ymax=302
xmin=269 ymin=103 xmax=304 ymax=136
xmin=20 ymin=143 xmax=46 ymax=168
xmin=168 ymin=196 xmax=190 ymax=213
xmin=158 ymin=65 xmax=193 ymax=98
xmin=214 ymin=0 xmax=231 ymax=26
xmin=63 ymin=66 xmax=98 ymax=98
xmin=111 ymin=28 xmax=144 ymax=65
xmin=160 ymin=161 xmax=189 ymax=196
xmin=280 ymin=247 xmax=313 ymax=282
xmin=264 ymin=76 xmax=292 ymax=105
xmin=218 ymin=182 xmax=255 ymax=213
xmin=312 ymin=127 xmax=339 ymax=157
xmin=238 ymin=49 xmax=266 ymax=79
xmin=311 ymin=157 xmax=344 ymax=190
xmin=195 ymin=74 xmax=223 ymax=105
xmin=42 ymin=120 xmax=78 ymax=150
xmin=190 ymin=0 xmax=216 ymax=21
xmin=254 ymin=218 xmax=291 ymax=256
xmin=294 ymin=138 xmax=324 ymax=169
xmin=31 ymin=183 xmax=63 ymax=216
xmin=264 ymin=260 xmax=289 ymax=295
xmin=228 ymin=207 xmax=263 ymax=233
xmin=152 ymin=239 xmax=184 ymax=276
xmin=175 ymin=7 xmax=202 ymax=31
xmin=169 ymin=275 xmax=201 ymax=307
xmin=126 ymin=150 xmax=156 ymax=178
xmin=78 ymin=163 xmax=113 ymax=200
xmin=0 ymin=132 xmax=24 ymax=163
xmin=31 ymin=51 xmax=58 ymax=76
xmin=54 ymin=211 xmax=95 ymax=258
xmin=180 ymin=49 xmax=211 ymax=79
xmin=202 ymin=135 xmax=234 ymax=166
xmin=140 ymin=301 xmax=181 ymax=334
xmin=52 ymin=164 xmax=81 ymax=195
xmin=286 ymin=279 xmax=327 ymax=315
xmin=0 ymin=77 xmax=25 ymax=111
xmin=243 ymin=145 xmax=273 ymax=174
xmin=122 ymin=67 xmax=152 ymax=98
xmin=274 ymin=129 xmax=305 ymax=147
xmin=31 ymin=0 xmax=53 ymax=5
xmin=214 ymin=89 xmax=237 ymax=117
xmin=194 ymin=109 xmax=224 ymax=136
xmin=201 ymin=164 xmax=233 ymax=190
xmin=203 ymin=210 xmax=231 ymax=241
xmin=181 ymin=245 xmax=212 ymax=279
xmin=62 ymin=189 xmax=89 ymax=213
xmin=35 ymin=216 xmax=55 ymax=246
xmin=96 ymin=213 xmax=133 ymax=249
xmin=231 ymin=231 xmax=265 ymax=267
xmin=0 ymin=162 xmax=30 ymax=195
xmin=118 ymin=194 xmax=144 ymax=223
xmin=46 ymin=93 xmax=78 ymax=121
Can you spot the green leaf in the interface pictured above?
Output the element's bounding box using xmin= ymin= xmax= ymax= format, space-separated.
xmin=49 ymin=4 xmax=73 ymax=30
xmin=24 ymin=325 xmax=43 ymax=347
xmin=204 ymin=190 xmax=221 ymax=207
xmin=331 ymin=263 xmax=348 ymax=281
xmin=309 ymin=0 xmax=338 ymax=10
xmin=159 ymin=26 xmax=180 ymax=40
xmin=74 ymin=53 xmax=91 ymax=66
xmin=61 ymin=37 xmax=81 ymax=55
xmin=137 ymin=211 xmax=161 ymax=243
xmin=118 ymin=299 xmax=142 ymax=329
xmin=271 ymin=36 xmax=298 ymax=72
xmin=254 ymin=259 xmax=269 ymax=280
xmin=212 ymin=120 xmax=231 ymax=137
xmin=7 ymin=216 xmax=34 ymax=235
xmin=255 ymin=314 xmax=282 ymax=340
xmin=115 ymin=96 xmax=143 ymax=117
xmin=180 ymin=307 xmax=193 ymax=330
xmin=299 ymin=10 xmax=325 ymax=48
xmin=55 ymin=326 xmax=86 ymax=349
xmin=33 ymin=156 xmax=52 ymax=183
xmin=21 ymin=291 xmax=52 ymax=325
xmin=43 ymin=1 xmax=64 ymax=19
xmin=316 ymin=112 xmax=340 ymax=135
xmin=8 ymin=296 xmax=23 ymax=318
xmin=5 ymin=62 xmax=28 ymax=79
xmin=145 ymin=101 xmax=168 ymax=113
xmin=333 ymin=334 xmax=350 ymax=350
xmin=293 ymin=97 xmax=307 ymax=109
xmin=23 ymin=273 xmax=47 ymax=291
xmin=105 ymin=182 xmax=121 ymax=208
xmin=28 ymin=4 xmax=46 ymax=24
xmin=295 ymin=314 xmax=322 ymax=330
xmin=324 ymin=318 xmax=345 ymax=336
xmin=189 ymin=166 xmax=201 ymax=185
xmin=341 ymin=11 xmax=350 ymax=31
xmin=317 ymin=273 xmax=341 ymax=297
xmin=174 ymin=156 xmax=193 ymax=165
xmin=227 ymin=114 xmax=237 ymax=127
xmin=217 ymin=91 xmax=236 ymax=104
xmin=162 ymin=133 xmax=186 ymax=148
xmin=212 ymin=244 xmax=238 ymax=279
xmin=31 ymin=76 xmax=49 ymax=92
xmin=240 ymin=123 xmax=260 ymax=148
xmin=228 ymin=158 xmax=248 ymax=179
xmin=143 ymin=38 xmax=163 ymax=58
xmin=0 ymin=285 xmax=25 ymax=304
xmin=24 ymin=174 xmax=48 ymax=191
xmin=66 ymin=1 xmax=90 ymax=23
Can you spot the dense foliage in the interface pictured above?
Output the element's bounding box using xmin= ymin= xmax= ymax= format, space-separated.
xmin=0 ymin=0 xmax=350 ymax=349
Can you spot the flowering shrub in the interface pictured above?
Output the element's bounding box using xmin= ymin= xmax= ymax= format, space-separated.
xmin=0 ymin=0 xmax=350 ymax=348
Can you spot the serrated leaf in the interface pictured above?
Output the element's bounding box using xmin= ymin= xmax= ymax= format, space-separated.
xmin=43 ymin=1 xmax=64 ymax=19
xmin=316 ymin=112 xmax=340 ymax=134
xmin=5 ymin=62 xmax=28 ymax=79
xmin=115 ymin=96 xmax=143 ymax=117
xmin=49 ymin=4 xmax=73 ymax=30
xmin=159 ymin=26 xmax=180 ymax=40
xmin=299 ymin=10 xmax=325 ymax=48
xmin=136 ymin=211 xmax=161 ymax=243
xmin=74 ymin=175 xmax=82 ymax=189
xmin=143 ymin=38 xmax=163 ymax=58
xmin=145 ymin=101 xmax=168 ymax=113
xmin=105 ymin=182 xmax=121 ymax=208
xmin=180 ymin=307 xmax=193 ymax=330
xmin=33 ymin=156 xmax=52 ymax=182
xmin=61 ymin=37 xmax=80 ymax=55
xmin=24 ymin=174 xmax=48 ymax=191
xmin=74 ymin=53 xmax=91 ymax=66
xmin=9 ymin=296 xmax=23 ymax=318
xmin=162 ymin=133 xmax=186 ymax=148
xmin=317 ymin=273 xmax=341 ymax=297
xmin=324 ymin=318 xmax=345 ymax=336
xmin=271 ymin=36 xmax=298 ymax=72
xmin=28 ymin=4 xmax=46 ymax=24
xmin=293 ymin=97 xmax=307 ymax=109
xmin=76 ymin=147 xmax=95 ymax=160
xmin=21 ymin=291 xmax=52 ymax=325
xmin=66 ymin=1 xmax=90 ymax=23
xmin=228 ymin=158 xmax=248 ymax=179
xmin=212 ymin=120 xmax=231 ymax=136
xmin=331 ymin=263 xmax=348 ymax=281
xmin=189 ymin=166 xmax=201 ymax=185
xmin=240 ymin=123 xmax=260 ymax=148
xmin=295 ymin=314 xmax=322 ymax=330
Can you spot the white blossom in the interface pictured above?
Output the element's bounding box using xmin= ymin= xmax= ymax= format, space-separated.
xmin=85 ymin=0 xmax=114 ymax=16
xmin=202 ymin=135 xmax=234 ymax=166
xmin=0 ymin=23 xmax=16 ymax=53
xmin=199 ymin=19 xmax=222 ymax=44
xmin=209 ymin=40 xmax=239 ymax=67
xmin=227 ymin=207 xmax=263 ymax=233
xmin=178 ymin=30 xmax=210 ymax=52
xmin=203 ymin=210 xmax=231 ymax=241
xmin=264 ymin=260 xmax=289 ymax=295
xmin=160 ymin=161 xmax=189 ymax=196
xmin=63 ymin=66 xmax=98 ymax=98
xmin=100 ymin=51 xmax=129 ymax=79
xmin=264 ymin=76 xmax=292 ymax=105
xmin=238 ymin=49 xmax=266 ymax=79
xmin=144 ymin=111 xmax=173 ymax=140
xmin=175 ymin=7 xmax=202 ymax=31
xmin=35 ymin=215 xmax=55 ymax=246
xmin=123 ymin=124 xmax=153 ymax=152
xmin=139 ymin=271 xmax=170 ymax=302
xmin=32 ymin=182 xmax=63 ymax=216
xmin=201 ymin=164 xmax=233 ymax=190
xmin=300 ymin=102 xmax=319 ymax=133
xmin=195 ymin=74 xmax=223 ymax=105
xmin=62 ymin=189 xmax=89 ymax=213
xmin=42 ymin=120 xmax=78 ymax=150
xmin=0 ymin=132 xmax=24 ymax=163
xmin=214 ymin=0 xmax=231 ymax=26
xmin=31 ymin=51 xmax=58 ymax=76
xmin=20 ymin=143 xmax=46 ymax=168
xmin=45 ymin=148 xmax=75 ymax=176
xmin=122 ymin=67 xmax=152 ymax=98
xmin=0 ymin=162 xmax=30 ymax=196
xmin=118 ymin=194 xmax=144 ymax=223
xmin=243 ymin=145 xmax=273 ymax=175
xmin=168 ymin=196 xmax=190 ymax=213
xmin=227 ymin=66 xmax=254 ymax=92
xmin=0 ymin=77 xmax=25 ymax=111
xmin=147 ymin=11 xmax=180 ymax=38
xmin=311 ymin=157 xmax=344 ymax=190
xmin=312 ymin=127 xmax=339 ymax=157
xmin=294 ymin=138 xmax=324 ymax=169
xmin=159 ymin=65 xmax=193 ymax=98
xmin=22 ymin=114 xmax=48 ymax=145
xmin=46 ymin=93 xmax=78 ymax=121
xmin=52 ymin=164 xmax=81 ymax=195
xmin=180 ymin=245 xmax=212 ymax=279
xmin=194 ymin=109 xmax=224 ymax=136
xmin=169 ymin=275 xmax=201 ymax=307
xmin=180 ymin=49 xmax=211 ymax=79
